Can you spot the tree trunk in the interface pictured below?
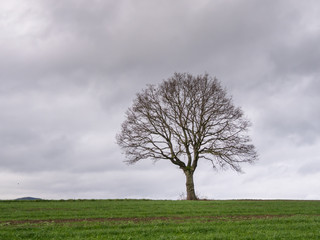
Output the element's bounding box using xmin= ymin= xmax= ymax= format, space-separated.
xmin=184 ymin=170 xmax=197 ymax=200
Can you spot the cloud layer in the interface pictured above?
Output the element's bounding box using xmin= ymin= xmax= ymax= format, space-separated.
xmin=1 ymin=0 xmax=320 ymax=199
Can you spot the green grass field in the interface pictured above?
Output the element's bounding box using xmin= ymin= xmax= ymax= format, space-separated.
xmin=0 ymin=199 xmax=319 ymax=239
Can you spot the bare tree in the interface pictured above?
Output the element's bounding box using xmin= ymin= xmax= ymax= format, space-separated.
xmin=117 ymin=73 xmax=258 ymax=200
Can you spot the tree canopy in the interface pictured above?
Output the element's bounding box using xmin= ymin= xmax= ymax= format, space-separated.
xmin=117 ymin=73 xmax=258 ymax=200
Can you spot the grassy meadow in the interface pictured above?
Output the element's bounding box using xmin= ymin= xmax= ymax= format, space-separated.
xmin=0 ymin=199 xmax=319 ymax=239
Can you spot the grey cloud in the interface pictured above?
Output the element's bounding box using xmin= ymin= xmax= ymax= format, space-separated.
xmin=0 ymin=133 xmax=73 ymax=172
xmin=298 ymin=159 xmax=320 ymax=175
xmin=271 ymin=32 xmax=320 ymax=77
xmin=254 ymin=77 xmax=320 ymax=145
xmin=1 ymin=0 xmax=320 ymax=199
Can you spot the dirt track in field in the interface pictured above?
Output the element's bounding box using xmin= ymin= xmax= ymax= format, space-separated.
xmin=0 ymin=214 xmax=304 ymax=225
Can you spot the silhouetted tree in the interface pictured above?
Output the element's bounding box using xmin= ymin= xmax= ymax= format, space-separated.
xmin=117 ymin=73 xmax=258 ymax=200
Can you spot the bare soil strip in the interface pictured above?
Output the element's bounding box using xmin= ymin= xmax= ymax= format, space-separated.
xmin=1 ymin=214 xmax=309 ymax=226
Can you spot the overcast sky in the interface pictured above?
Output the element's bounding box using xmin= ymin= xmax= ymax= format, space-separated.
xmin=1 ymin=0 xmax=320 ymax=200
